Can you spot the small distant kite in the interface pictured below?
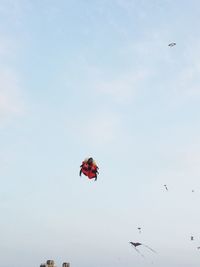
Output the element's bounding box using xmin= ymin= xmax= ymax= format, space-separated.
xmin=164 ymin=184 xmax=168 ymax=191
xmin=192 ymin=190 xmax=195 ymax=193
xmin=168 ymin=42 xmax=176 ymax=47
xmin=79 ymin=157 xmax=99 ymax=181
xmin=130 ymin=242 xmax=157 ymax=258
xmin=191 ymin=236 xmax=194 ymax=241
xmin=197 ymin=247 xmax=200 ymax=250
xmin=138 ymin=227 xmax=142 ymax=234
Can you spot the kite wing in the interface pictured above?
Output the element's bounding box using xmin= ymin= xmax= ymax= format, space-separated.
xmin=130 ymin=242 xmax=142 ymax=247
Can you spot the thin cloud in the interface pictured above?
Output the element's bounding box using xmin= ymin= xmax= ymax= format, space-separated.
xmin=0 ymin=0 xmax=26 ymax=24
xmin=83 ymin=112 xmax=121 ymax=144
xmin=174 ymin=58 xmax=200 ymax=98
xmin=75 ymin=59 xmax=151 ymax=104
xmin=95 ymin=70 xmax=149 ymax=104
xmin=66 ymin=111 xmax=122 ymax=147
xmin=0 ymin=34 xmax=25 ymax=123
xmin=0 ymin=68 xmax=24 ymax=120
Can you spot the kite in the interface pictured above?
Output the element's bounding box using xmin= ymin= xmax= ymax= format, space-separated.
xmin=138 ymin=227 xmax=142 ymax=234
xmin=191 ymin=236 xmax=194 ymax=241
xmin=130 ymin=242 xmax=157 ymax=258
xmin=79 ymin=157 xmax=99 ymax=181
xmin=168 ymin=42 xmax=176 ymax=47
xmin=130 ymin=242 xmax=142 ymax=248
xmin=164 ymin=184 xmax=168 ymax=191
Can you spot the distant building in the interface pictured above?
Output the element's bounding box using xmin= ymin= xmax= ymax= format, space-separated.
xmin=40 ymin=260 xmax=70 ymax=267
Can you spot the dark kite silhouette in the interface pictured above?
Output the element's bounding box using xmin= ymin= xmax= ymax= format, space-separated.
xmin=168 ymin=42 xmax=176 ymax=47
xmin=164 ymin=184 xmax=168 ymax=191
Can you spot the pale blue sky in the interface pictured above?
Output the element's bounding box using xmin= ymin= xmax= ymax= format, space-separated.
xmin=1 ymin=1 xmax=200 ymax=267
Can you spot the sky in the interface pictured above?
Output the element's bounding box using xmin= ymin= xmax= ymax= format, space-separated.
xmin=1 ymin=0 xmax=200 ymax=266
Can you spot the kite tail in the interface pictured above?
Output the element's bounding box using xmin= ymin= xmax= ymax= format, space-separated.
xmin=134 ymin=247 xmax=145 ymax=259
xmin=143 ymin=244 xmax=157 ymax=254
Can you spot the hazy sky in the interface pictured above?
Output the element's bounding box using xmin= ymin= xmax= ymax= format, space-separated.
xmin=1 ymin=0 xmax=200 ymax=266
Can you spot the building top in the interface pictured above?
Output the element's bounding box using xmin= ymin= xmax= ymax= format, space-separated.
xmin=40 ymin=260 xmax=70 ymax=267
